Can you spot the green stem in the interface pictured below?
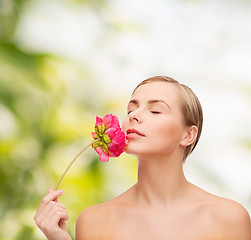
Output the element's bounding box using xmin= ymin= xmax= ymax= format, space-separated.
xmin=54 ymin=139 xmax=99 ymax=190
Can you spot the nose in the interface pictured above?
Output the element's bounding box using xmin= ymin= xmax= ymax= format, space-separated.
xmin=128 ymin=109 xmax=142 ymax=123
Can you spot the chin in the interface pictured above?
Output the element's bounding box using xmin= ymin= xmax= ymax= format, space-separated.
xmin=126 ymin=145 xmax=170 ymax=158
xmin=124 ymin=145 xmax=143 ymax=157
xmin=125 ymin=146 xmax=152 ymax=158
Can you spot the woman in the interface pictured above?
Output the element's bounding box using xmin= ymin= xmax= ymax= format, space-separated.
xmin=34 ymin=76 xmax=251 ymax=240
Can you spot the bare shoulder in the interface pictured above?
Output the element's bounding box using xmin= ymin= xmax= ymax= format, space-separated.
xmin=76 ymin=204 xmax=100 ymax=240
xmin=198 ymin=191 xmax=251 ymax=239
xmin=212 ymin=197 xmax=251 ymax=239
xmin=75 ymin=189 xmax=132 ymax=240
xmin=75 ymin=201 xmax=116 ymax=240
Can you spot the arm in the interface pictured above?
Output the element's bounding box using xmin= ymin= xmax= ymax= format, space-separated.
xmin=34 ymin=188 xmax=72 ymax=240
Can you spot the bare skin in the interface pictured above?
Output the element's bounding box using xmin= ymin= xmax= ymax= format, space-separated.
xmin=76 ymin=82 xmax=251 ymax=239
xmin=35 ymin=81 xmax=251 ymax=240
xmin=76 ymin=183 xmax=251 ymax=240
xmin=34 ymin=188 xmax=71 ymax=240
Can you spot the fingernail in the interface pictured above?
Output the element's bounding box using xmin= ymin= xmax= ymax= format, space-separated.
xmin=57 ymin=190 xmax=64 ymax=194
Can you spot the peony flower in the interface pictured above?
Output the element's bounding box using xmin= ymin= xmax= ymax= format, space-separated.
xmin=54 ymin=114 xmax=127 ymax=190
xmin=91 ymin=114 xmax=128 ymax=162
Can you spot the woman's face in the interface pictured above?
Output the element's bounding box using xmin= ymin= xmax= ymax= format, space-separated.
xmin=122 ymin=82 xmax=187 ymax=158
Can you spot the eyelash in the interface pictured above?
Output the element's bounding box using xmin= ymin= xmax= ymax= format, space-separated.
xmin=127 ymin=111 xmax=161 ymax=115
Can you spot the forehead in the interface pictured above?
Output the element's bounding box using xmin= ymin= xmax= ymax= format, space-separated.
xmin=131 ymin=82 xmax=180 ymax=105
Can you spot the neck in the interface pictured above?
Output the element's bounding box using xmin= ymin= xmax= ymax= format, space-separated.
xmin=135 ymin=152 xmax=190 ymax=209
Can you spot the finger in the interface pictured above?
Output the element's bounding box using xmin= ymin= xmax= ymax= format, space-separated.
xmin=36 ymin=201 xmax=68 ymax=227
xmin=38 ymin=209 xmax=69 ymax=233
xmin=49 ymin=209 xmax=69 ymax=222
xmin=59 ymin=218 xmax=68 ymax=232
xmin=49 ymin=187 xmax=58 ymax=202
xmin=35 ymin=190 xmax=64 ymax=216
xmin=44 ymin=209 xmax=69 ymax=229
xmin=49 ymin=201 xmax=66 ymax=210
xmin=48 ymin=187 xmax=58 ymax=202
xmin=35 ymin=194 xmax=65 ymax=223
xmin=36 ymin=201 xmax=66 ymax=222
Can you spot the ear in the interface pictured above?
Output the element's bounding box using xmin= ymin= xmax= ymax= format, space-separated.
xmin=180 ymin=125 xmax=198 ymax=147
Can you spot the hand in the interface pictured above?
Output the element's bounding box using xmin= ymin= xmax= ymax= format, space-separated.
xmin=34 ymin=188 xmax=72 ymax=240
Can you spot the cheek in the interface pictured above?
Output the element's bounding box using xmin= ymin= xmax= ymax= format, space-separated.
xmin=151 ymin=119 xmax=182 ymax=143
xmin=122 ymin=117 xmax=128 ymax=132
xmin=147 ymin=123 xmax=182 ymax=155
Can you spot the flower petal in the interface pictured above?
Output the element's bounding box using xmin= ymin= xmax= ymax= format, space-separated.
xmin=92 ymin=114 xmax=128 ymax=161
xmin=94 ymin=147 xmax=110 ymax=162
xmin=103 ymin=114 xmax=120 ymax=129
xmin=95 ymin=116 xmax=103 ymax=127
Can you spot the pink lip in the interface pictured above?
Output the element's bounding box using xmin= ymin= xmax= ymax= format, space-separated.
xmin=126 ymin=129 xmax=145 ymax=139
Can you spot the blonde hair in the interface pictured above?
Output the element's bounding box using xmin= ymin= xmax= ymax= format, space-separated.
xmin=133 ymin=76 xmax=203 ymax=161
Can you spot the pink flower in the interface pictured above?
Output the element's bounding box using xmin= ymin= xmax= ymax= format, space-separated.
xmin=92 ymin=114 xmax=128 ymax=162
xmin=54 ymin=114 xmax=128 ymax=190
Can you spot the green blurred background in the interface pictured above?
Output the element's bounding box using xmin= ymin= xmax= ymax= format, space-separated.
xmin=1 ymin=0 xmax=251 ymax=239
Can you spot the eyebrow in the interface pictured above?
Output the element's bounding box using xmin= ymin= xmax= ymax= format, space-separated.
xmin=128 ymin=99 xmax=171 ymax=110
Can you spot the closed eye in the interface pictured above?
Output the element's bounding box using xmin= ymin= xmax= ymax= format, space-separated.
xmin=151 ymin=111 xmax=161 ymax=114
